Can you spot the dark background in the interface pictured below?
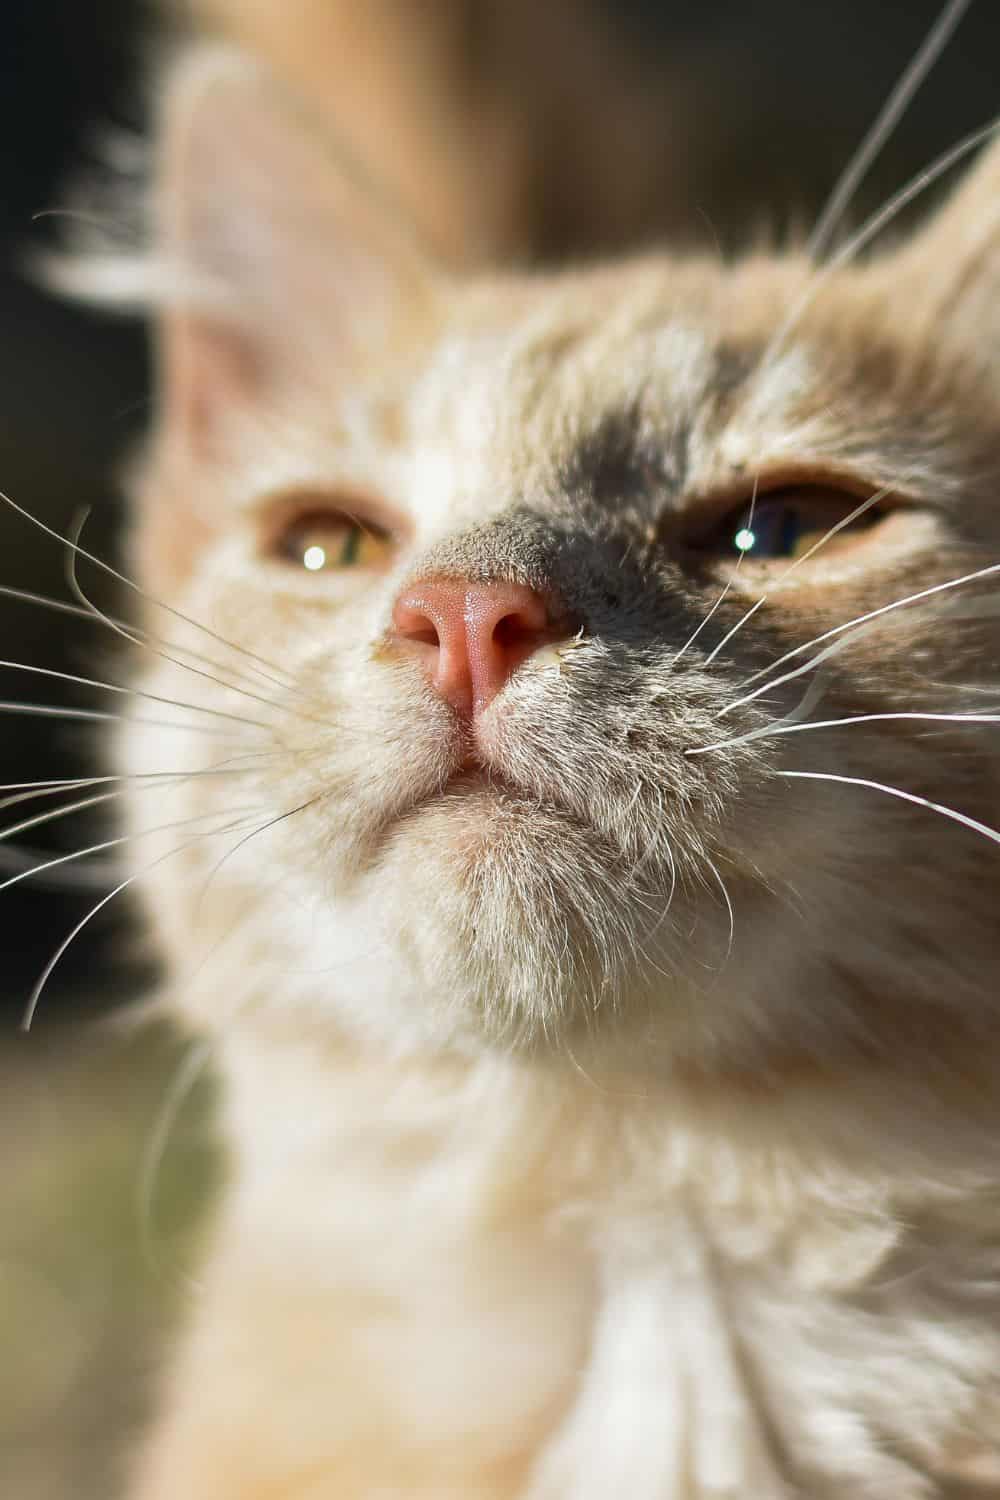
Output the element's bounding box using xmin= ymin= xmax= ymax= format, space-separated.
xmin=1 ymin=0 xmax=999 ymax=1026
xmin=0 ymin=0 xmax=149 ymax=1021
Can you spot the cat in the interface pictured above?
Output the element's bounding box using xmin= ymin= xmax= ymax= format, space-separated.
xmin=77 ymin=37 xmax=1000 ymax=1500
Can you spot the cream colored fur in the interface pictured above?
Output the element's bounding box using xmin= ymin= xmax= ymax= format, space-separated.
xmin=111 ymin=48 xmax=1000 ymax=1500
xmin=186 ymin=0 xmax=706 ymax=266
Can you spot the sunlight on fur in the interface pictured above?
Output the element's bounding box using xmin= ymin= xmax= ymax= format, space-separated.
xmin=24 ymin=15 xmax=1000 ymax=1499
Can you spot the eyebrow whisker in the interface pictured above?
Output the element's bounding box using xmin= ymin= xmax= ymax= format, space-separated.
xmin=806 ymin=0 xmax=973 ymax=260
xmin=759 ymin=114 xmax=1000 ymax=370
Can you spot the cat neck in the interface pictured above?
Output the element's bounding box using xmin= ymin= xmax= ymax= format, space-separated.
xmin=211 ymin=1007 xmax=1000 ymax=1221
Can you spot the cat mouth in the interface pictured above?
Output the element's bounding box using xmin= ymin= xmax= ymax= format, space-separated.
xmin=433 ymin=762 xmax=542 ymax=814
xmin=367 ymin=758 xmax=564 ymax=860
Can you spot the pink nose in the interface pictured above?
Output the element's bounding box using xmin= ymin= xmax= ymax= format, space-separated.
xmin=390 ymin=577 xmax=553 ymax=716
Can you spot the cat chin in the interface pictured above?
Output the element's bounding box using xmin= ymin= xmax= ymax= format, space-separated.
xmin=312 ymin=789 xmax=689 ymax=1052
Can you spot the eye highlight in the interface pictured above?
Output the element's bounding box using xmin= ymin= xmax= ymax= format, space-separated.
xmin=273 ymin=511 xmax=396 ymax=573
xmin=688 ymin=487 xmax=889 ymax=565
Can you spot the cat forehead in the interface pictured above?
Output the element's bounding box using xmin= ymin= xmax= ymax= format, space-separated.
xmin=400 ymin=279 xmax=824 ymax=531
xmin=223 ymin=254 xmax=982 ymax=532
xmin=398 ymin=253 xmax=993 ymax=531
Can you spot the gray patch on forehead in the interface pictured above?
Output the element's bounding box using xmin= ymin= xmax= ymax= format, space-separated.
xmin=553 ymin=340 xmax=767 ymax=518
xmin=558 ymin=404 xmax=689 ymax=514
xmin=710 ymin=344 xmax=759 ymax=404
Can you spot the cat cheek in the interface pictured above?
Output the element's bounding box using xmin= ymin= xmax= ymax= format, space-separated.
xmin=135 ymin=479 xmax=219 ymax=594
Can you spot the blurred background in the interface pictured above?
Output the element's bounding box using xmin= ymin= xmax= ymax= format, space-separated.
xmin=1 ymin=1 xmax=999 ymax=1495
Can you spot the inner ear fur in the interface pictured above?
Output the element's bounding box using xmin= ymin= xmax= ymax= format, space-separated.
xmin=153 ymin=46 xmax=441 ymax=463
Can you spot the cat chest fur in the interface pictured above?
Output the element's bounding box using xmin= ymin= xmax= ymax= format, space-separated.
xmin=110 ymin=45 xmax=1000 ymax=1500
xmin=134 ymin=1035 xmax=1000 ymax=1500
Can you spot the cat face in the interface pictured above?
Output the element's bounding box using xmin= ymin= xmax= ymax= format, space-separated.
xmin=123 ymin=54 xmax=1000 ymax=1076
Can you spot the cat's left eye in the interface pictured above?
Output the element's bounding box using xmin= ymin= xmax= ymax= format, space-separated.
xmin=686 ymin=487 xmax=888 ymax=565
xmin=273 ymin=511 xmax=396 ymax=573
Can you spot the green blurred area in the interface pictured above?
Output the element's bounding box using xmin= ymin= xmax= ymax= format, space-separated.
xmin=0 ymin=1023 xmax=221 ymax=1500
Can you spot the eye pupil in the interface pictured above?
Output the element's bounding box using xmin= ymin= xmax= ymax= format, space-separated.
xmin=684 ymin=485 xmax=891 ymax=564
xmin=339 ymin=526 xmax=362 ymax=566
xmin=271 ymin=507 xmax=397 ymax=573
xmin=730 ymin=502 xmax=805 ymax=559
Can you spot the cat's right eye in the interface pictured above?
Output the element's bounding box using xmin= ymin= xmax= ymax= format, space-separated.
xmin=682 ymin=485 xmax=894 ymax=568
xmin=271 ymin=510 xmax=397 ymax=574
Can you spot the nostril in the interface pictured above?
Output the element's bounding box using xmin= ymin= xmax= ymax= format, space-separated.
xmin=391 ymin=603 xmax=443 ymax=650
xmin=493 ymin=611 xmax=540 ymax=649
xmin=407 ymin=621 xmax=441 ymax=649
xmin=389 ymin=576 xmax=560 ymax=717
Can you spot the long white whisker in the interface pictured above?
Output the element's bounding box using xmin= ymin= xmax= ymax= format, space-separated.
xmin=703 ymin=482 xmax=900 ymax=670
xmin=701 ymin=598 xmax=766 ymax=671
xmin=778 ymin=769 xmax=1000 ymax=851
xmin=720 ymin=629 xmax=883 ymax=722
xmin=194 ymin=794 xmax=326 ymax=921
xmin=719 ymin=560 xmax=1000 ymax=717
xmin=0 ymin=581 xmax=117 ymax=624
xmin=0 ymin=804 xmax=264 ymax=896
xmin=807 ymin=0 xmax=974 ymax=260
xmin=0 ymin=788 xmax=121 ymax=844
xmin=84 ymin=514 xmax=298 ymax=698
xmin=0 ymin=699 xmax=241 ymax=736
xmin=0 ymin=487 xmax=297 ymax=687
xmin=688 ymin=671 xmax=831 ymax=755
xmin=0 ymin=776 xmax=262 ymax=848
xmin=689 ymin=709 xmax=1000 ymax=757
xmin=763 ymin=115 xmax=1000 ymax=369
xmin=0 ymin=767 xmax=264 ymax=817
xmin=0 ymin=844 xmax=125 ymax=887
xmin=0 ymin=655 xmax=273 ymax=731
xmin=20 ymin=811 xmax=261 ymax=1030
xmin=0 ymin=764 xmax=267 ymax=794
xmin=672 ymin=478 xmax=760 ymax=668
xmin=0 ymin=580 xmax=291 ymax=700
xmin=0 ymin=784 xmax=106 ymax=815
xmin=64 ymin=511 xmax=329 ymax=728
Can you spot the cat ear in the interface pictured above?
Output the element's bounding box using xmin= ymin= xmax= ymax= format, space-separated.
xmin=154 ymin=48 xmax=439 ymax=457
xmin=888 ymin=138 xmax=1000 ymax=344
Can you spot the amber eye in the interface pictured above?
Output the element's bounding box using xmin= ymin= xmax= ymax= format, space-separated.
xmin=275 ymin=512 xmax=395 ymax=573
xmin=692 ymin=488 xmax=886 ymax=564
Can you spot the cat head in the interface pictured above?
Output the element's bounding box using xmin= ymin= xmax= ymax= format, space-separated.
xmin=122 ymin=51 xmax=1000 ymax=1082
